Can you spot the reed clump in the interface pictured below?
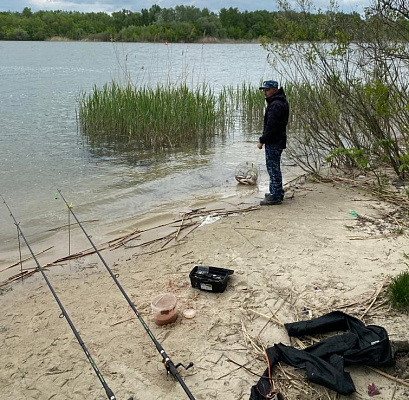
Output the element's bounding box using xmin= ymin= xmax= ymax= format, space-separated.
xmin=78 ymin=82 xmax=230 ymax=152
xmin=218 ymin=83 xmax=265 ymax=133
xmin=78 ymin=82 xmax=266 ymax=155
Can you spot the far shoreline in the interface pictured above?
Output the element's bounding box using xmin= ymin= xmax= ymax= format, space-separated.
xmin=5 ymin=36 xmax=263 ymax=44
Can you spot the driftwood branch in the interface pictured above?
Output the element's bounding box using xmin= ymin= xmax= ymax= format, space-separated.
xmin=1 ymin=204 xmax=259 ymax=288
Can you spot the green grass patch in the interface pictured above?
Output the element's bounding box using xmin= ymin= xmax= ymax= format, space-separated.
xmin=387 ymin=270 xmax=409 ymax=310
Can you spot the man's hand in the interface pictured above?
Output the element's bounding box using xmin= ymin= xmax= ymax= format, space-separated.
xmin=257 ymin=142 xmax=263 ymax=149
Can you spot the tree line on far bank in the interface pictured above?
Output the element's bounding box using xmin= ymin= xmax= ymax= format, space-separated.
xmin=0 ymin=5 xmax=402 ymax=42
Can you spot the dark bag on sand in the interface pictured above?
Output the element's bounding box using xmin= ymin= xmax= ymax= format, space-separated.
xmin=249 ymin=311 xmax=393 ymax=399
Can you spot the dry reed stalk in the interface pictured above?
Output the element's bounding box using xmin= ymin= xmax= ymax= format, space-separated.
xmin=108 ymin=229 xmax=140 ymax=247
xmin=174 ymin=213 xmax=186 ymax=241
xmin=110 ymin=317 xmax=134 ymax=327
xmin=367 ymin=366 xmax=409 ymax=389
xmin=0 ymin=204 xmax=269 ymax=288
xmin=348 ymin=233 xmax=401 ymax=240
xmin=247 ymin=309 xmax=284 ymax=327
xmin=321 ymin=176 xmax=409 ymax=213
xmin=241 ymin=319 xmax=264 ymax=355
xmin=141 ymin=243 xmax=184 ymax=256
xmin=0 ymin=269 xmax=36 ymax=287
xmin=0 ymin=246 xmax=53 ymax=273
xmin=360 ymin=279 xmax=387 ymax=320
xmin=233 ymin=228 xmax=257 ymax=248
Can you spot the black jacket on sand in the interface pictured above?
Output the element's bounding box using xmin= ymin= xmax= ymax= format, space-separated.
xmin=249 ymin=311 xmax=393 ymax=399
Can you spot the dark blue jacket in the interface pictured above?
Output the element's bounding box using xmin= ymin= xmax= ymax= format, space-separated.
xmin=259 ymin=87 xmax=289 ymax=149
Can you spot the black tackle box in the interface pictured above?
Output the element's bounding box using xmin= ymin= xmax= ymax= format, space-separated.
xmin=189 ymin=266 xmax=234 ymax=293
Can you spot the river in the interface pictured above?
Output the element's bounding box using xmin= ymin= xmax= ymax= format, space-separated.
xmin=0 ymin=41 xmax=296 ymax=268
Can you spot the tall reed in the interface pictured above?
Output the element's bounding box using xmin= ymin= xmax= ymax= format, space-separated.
xmin=78 ymin=82 xmax=267 ymax=155
xmin=78 ymin=82 xmax=228 ymax=152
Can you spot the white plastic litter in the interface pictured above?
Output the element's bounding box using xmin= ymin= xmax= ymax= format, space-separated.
xmin=199 ymin=215 xmax=221 ymax=227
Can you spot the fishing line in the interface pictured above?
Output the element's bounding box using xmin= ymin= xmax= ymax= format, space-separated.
xmin=57 ymin=189 xmax=196 ymax=400
xmin=1 ymin=194 xmax=132 ymax=400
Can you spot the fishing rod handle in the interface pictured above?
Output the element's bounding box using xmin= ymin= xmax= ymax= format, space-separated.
xmin=166 ymin=361 xmax=196 ymax=400
xmin=105 ymin=387 xmax=116 ymax=400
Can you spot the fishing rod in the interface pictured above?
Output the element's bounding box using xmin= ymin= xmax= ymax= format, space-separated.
xmin=57 ymin=189 xmax=196 ymax=400
xmin=1 ymin=195 xmax=132 ymax=400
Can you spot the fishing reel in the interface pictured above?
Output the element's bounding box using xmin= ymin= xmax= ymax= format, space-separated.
xmin=164 ymin=360 xmax=194 ymax=376
xmin=175 ymin=362 xmax=194 ymax=370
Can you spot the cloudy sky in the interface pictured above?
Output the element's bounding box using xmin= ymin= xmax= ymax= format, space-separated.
xmin=1 ymin=0 xmax=371 ymax=14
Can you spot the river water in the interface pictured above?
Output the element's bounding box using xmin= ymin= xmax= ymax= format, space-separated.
xmin=0 ymin=41 xmax=296 ymax=266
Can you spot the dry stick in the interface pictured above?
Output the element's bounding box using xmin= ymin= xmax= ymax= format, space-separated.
xmin=2 ymin=205 xmax=257 ymax=287
xmin=247 ymin=309 xmax=284 ymax=327
xmin=52 ymin=248 xmax=100 ymax=262
xmin=141 ymin=243 xmax=184 ymax=256
xmin=367 ymin=366 xmax=409 ymax=389
xmin=113 ymin=213 xmax=202 ymax=243
xmin=108 ymin=230 xmax=140 ymax=247
xmin=1 ymin=260 xmax=76 ymax=287
xmin=126 ymin=222 xmax=195 ymax=251
xmin=241 ymin=320 xmax=264 ymax=354
xmin=216 ymin=358 xmax=254 ymax=380
xmin=224 ymin=358 xmax=260 ymax=378
xmin=267 ymin=306 xmax=285 ymax=328
xmin=391 ymin=381 xmax=398 ymax=400
xmin=277 ymin=363 xmax=306 ymax=389
xmin=116 ymin=206 xmax=258 ymax=250
xmin=225 ymin=357 xmax=305 ymax=381
xmin=160 ymin=221 xmax=196 ymax=249
xmin=335 ymin=282 xmax=390 ymax=312
xmin=160 ymin=233 xmax=177 ymax=249
xmin=248 ymin=309 xmax=319 ymax=349
xmin=175 ymin=212 xmax=186 ymax=241
xmin=233 ymin=227 xmax=257 ymax=248
xmin=110 ymin=317 xmax=134 ymax=327
xmin=174 ymin=221 xmax=198 ymax=241
xmin=360 ymin=280 xmax=387 ymax=320
xmin=0 ymin=246 xmax=105 ymax=287
xmin=0 ymin=270 xmax=36 ymax=287
xmin=348 ymin=234 xmax=400 ymax=240
xmin=257 ymin=312 xmax=277 ymax=341
xmin=122 ymin=235 xmax=165 ymax=249
xmin=0 ymin=246 xmax=53 ymax=273
xmin=119 ymin=224 xmax=184 ymax=250
xmin=325 ymin=176 xmax=409 ymax=212
xmin=107 ymin=215 xmax=203 ymax=249
xmin=234 ymin=227 xmax=268 ymax=232
xmin=180 ymin=221 xmax=201 ymax=238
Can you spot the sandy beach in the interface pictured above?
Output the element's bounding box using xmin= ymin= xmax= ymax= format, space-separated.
xmin=1 ymin=177 xmax=408 ymax=400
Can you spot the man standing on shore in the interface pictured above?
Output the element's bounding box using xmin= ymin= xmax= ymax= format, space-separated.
xmin=257 ymin=80 xmax=289 ymax=206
